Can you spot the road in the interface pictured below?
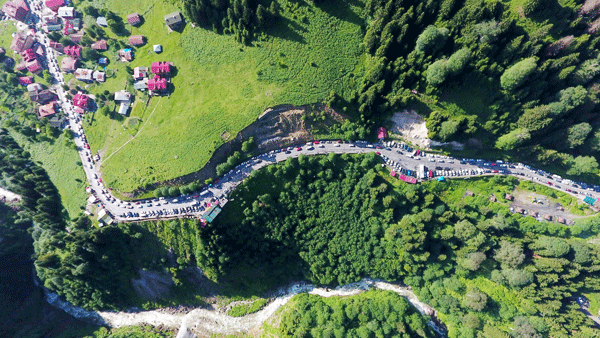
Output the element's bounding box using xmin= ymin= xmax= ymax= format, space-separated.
xmin=24 ymin=0 xmax=600 ymax=225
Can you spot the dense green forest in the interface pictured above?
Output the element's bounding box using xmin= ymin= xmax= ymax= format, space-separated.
xmin=195 ymin=153 xmax=600 ymax=337
xmin=272 ymin=291 xmax=433 ymax=337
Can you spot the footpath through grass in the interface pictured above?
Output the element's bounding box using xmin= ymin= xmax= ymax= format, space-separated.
xmin=82 ymin=0 xmax=364 ymax=193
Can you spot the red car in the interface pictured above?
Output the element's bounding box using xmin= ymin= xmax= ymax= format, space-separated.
xmin=376 ymin=151 xmax=381 ymax=155
xmin=314 ymin=141 xmax=320 ymax=144
xmin=547 ymin=182 xmax=553 ymax=186
xmin=337 ymin=140 xmax=342 ymax=143
xmin=193 ymin=195 xmax=198 ymax=198
xmin=566 ymin=189 xmax=572 ymax=192
xmin=492 ymin=170 xmax=498 ymax=173
xmin=84 ymin=143 xmax=90 ymax=149
xmin=296 ymin=147 xmax=302 ymax=151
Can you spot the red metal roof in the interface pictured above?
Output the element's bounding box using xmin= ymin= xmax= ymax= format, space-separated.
xmin=129 ymin=35 xmax=144 ymax=46
xmin=44 ymin=0 xmax=64 ymax=9
xmin=18 ymin=76 xmax=33 ymax=85
xmin=64 ymin=45 xmax=81 ymax=57
xmin=72 ymin=93 xmax=89 ymax=108
xmin=147 ymin=75 xmax=167 ymax=91
xmin=377 ymin=127 xmax=388 ymax=139
xmin=26 ymin=59 xmax=42 ymax=73
xmin=126 ymin=13 xmax=141 ymax=25
xmin=151 ymin=61 xmax=170 ymax=75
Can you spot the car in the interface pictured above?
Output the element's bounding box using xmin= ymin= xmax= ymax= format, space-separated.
xmin=334 ymin=143 xmax=340 ymax=147
xmin=376 ymin=151 xmax=381 ymax=155
xmin=296 ymin=147 xmax=302 ymax=151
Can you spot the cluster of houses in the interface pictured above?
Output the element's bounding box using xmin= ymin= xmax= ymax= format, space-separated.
xmin=131 ymin=61 xmax=173 ymax=95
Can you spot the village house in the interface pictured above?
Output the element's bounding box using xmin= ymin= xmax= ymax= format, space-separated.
xmin=57 ymin=6 xmax=75 ymax=18
xmin=21 ymin=48 xmax=36 ymax=61
xmin=45 ymin=23 xmax=62 ymax=32
xmin=15 ymin=61 xmax=27 ymax=72
xmin=126 ymin=13 xmax=141 ymax=26
xmin=96 ymin=16 xmax=107 ymax=27
xmin=489 ymin=194 xmax=497 ymax=202
xmin=557 ymin=217 xmax=566 ymax=224
xmin=147 ymin=75 xmax=167 ymax=95
xmin=60 ymin=56 xmax=77 ymax=72
xmin=18 ymin=76 xmax=33 ymax=85
xmin=10 ymin=32 xmax=34 ymax=53
xmin=27 ymin=83 xmax=42 ymax=93
xmin=129 ymin=35 xmax=145 ymax=46
xmin=529 ymin=210 xmax=538 ymax=217
xmin=44 ymin=0 xmax=64 ymax=12
xmin=134 ymin=79 xmax=148 ymax=91
xmin=93 ymin=70 xmax=105 ymax=82
xmin=65 ymin=18 xmax=82 ymax=33
xmin=544 ymin=215 xmax=553 ymax=221
xmin=164 ymin=11 xmax=183 ymax=30
xmin=91 ymin=39 xmax=107 ymax=51
xmin=153 ymin=44 xmax=162 ymax=53
xmin=72 ymin=92 xmax=89 ymax=110
xmin=41 ymin=7 xmax=59 ymax=23
xmin=35 ymin=45 xmax=44 ymax=58
xmin=119 ymin=49 xmax=133 ymax=61
xmin=97 ymin=209 xmax=113 ymax=225
xmin=29 ymin=87 xmax=55 ymax=104
xmin=133 ymin=66 xmax=148 ymax=80
xmin=2 ymin=0 xmax=29 ymax=22
xmin=70 ymin=30 xmax=85 ymax=43
xmin=74 ymin=68 xmax=93 ymax=82
xmin=505 ymin=193 xmax=514 ymax=201
xmin=377 ymin=127 xmax=388 ymax=140
xmin=151 ymin=61 xmax=171 ymax=76
xmin=114 ymin=90 xmax=131 ymax=116
xmin=38 ymin=101 xmax=57 ymax=119
xmin=26 ymin=59 xmax=42 ymax=74
xmin=514 ymin=207 xmax=525 ymax=214
xmin=64 ymin=45 xmax=82 ymax=57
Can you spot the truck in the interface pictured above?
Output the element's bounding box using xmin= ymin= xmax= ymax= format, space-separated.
xmin=418 ymin=165 xmax=427 ymax=179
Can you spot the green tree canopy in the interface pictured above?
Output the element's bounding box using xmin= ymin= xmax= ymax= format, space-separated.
xmin=416 ymin=25 xmax=449 ymax=53
xmin=500 ymin=57 xmax=537 ymax=91
xmin=567 ymin=156 xmax=599 ymax=176
xmin=495 ymin=128 xmax=531 ymax=150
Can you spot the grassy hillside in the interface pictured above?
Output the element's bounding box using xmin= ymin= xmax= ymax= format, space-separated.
xmin=77 ymin=0 xmax=364 ymax=192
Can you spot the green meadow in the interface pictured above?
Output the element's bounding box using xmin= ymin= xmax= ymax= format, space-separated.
xmin=78 ymin=0 xmax=364 ymax=193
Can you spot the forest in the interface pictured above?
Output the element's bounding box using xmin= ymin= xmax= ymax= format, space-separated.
xmin=195 ymin=153 xmax=600 ymax=338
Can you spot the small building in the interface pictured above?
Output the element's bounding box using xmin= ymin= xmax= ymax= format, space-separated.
xmin=133 ymin=66 xmax=148 ymax=80
xmin=134 ymin=79 xmax=148 ymax=91
xmin=69 ymin=29 xmax=85 ymax=42
xmin=93 ymin=70 xmax=105 ymax=82
xmin=126 ymin=12 xmax=141 ymax=26
xmin=74 ymin=68 xmax=93 ymax=82
xmin=557 ymin=217 xmax=566 ymax=224
xmin=26 ymin=59 xmax=42 ymax=74
xmin=118 ymin=101 xmax=130 ymax=116
xmin=47 ymin=114 xmax=65 ymax=128
xmin=377 ymin=127 xmax=388 ymax=140
xmin=44 ymin=0 xmax=64 ymax=11
xmin=29 ymin=89 xmax=55 ymax=104
xmin=544 ymin=215 xmax=553 ymax=221
xmin=91 ymin=39 xmax=107 ymax=51
xmin=151 ymin=61 xmax=171 ymax=75
xmin=15 ymin=61 xmax=27 ymax=72
xmin=114 ymin=90 xmax=131 ymax=102
xmin=202 ymin=205 xmax=222 ymax=223
xmin=465 ymin=190 xmax=474 ymax=197
xmin=505 ymin=193 xmax=514 ymax=201
xmin=38 ymin=101 xmax=57 ymax=118
xmin=147 ymin=75 xmax=167 ymax=94
xmin=164 ymin=11 xmax=183 ymax=30
xmin=21 ymin=48 xmax=36 ymax=61
xmin=2 ymin=0 xmax=29 ymax=22
xmin=27 ymin=83 xmax=43 ymax=93
xmin=60 ymin=56 xmax=77 ymax=72
xmin=119 ymin=49 xmax=133 ymax=61
xmin=128 ymin=35 xmax=145 ymax=46
xmin=96 ymin=16 xmax=107 ymax=27
xmin=57 ymin=6 xmax=75 ymax=18
xmin=45 ymin=23 xmax=62 ymax=32
xmin=10 ymin=33 xmax=34 ymax=53
xmin=153 ymin=44 xmax=162 ymax=53
xmin=18 ymin=76 xmax=33 ymax=85
xmin=72 ymin=92 xmax=89 ymax=109
xmin=35 ymin=45 xmax=44 ymax=58
xmin=390 ymin=170 xmax=396 ymax=178
xmin=514 ymin=207 xmax=525 ymax=214
xmin=64 ymin=45 xmax=82 ymax=57
xmin=529 ymin=210 xmax=538 ymax=217
xmin=97 ymin=209 xmax=113 ymax=225
xmin=87 ymin=195 xmax=99 ymax=204
xmin=489 ymin=194 xmax=496 ymax=202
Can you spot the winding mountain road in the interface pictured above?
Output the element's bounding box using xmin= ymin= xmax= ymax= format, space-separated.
xmin=24 ymin=0 xmax=600 ymax=226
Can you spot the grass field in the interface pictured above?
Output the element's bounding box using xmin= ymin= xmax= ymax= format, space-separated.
xmin=8 ymin=131 xmax=87 ymax=218
xmin=76 ymin=0 xmax=365 ymax=193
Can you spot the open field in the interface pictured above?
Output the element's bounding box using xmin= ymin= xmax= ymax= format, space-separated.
xmin=8 ymin=131 xmax=87 ymax=218
xmin=76 ymin=0 xmax=364 ymax=193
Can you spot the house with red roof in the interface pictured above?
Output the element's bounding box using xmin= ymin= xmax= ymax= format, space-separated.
xmin=2 ymin=0 xmax=29 ymax=22
xmin=72 ymin=93 xmax=89 ymax=109
xmin=147 ymin=75 xmax=167 ymax=94
xmin=21 ymin=48 xmax=36 ymax=61
xmin=128 ymin=35 xmax=145 ymax=46
xmin=126 ymin=13 xmax=141 ymax=26
xmin=151 ymin=61 xmax=171 ymax=76
xmin=377 ymin=127 xmax=388 ymax=140
xmin=49 ymin=41 xmax=64 ymax=52
xmin=26 ymin=59 xmax=42 ymax=74
xmin=64 ymin=45 xmax=81 ymax=57
xmin=119 ymin=49 xmax=133 ymax=61
xmin=60 ymin=56 xmax=77 ymax=72
xmin=10 ymin=32 xmax=34 ymax=53
xmin=91 ymin=39 xmax=107 ymax=51
xmin=15 ymin=62 xmax=27 ymax=72
xmin=44 ymin=0 xmax=64 ymax=11
xmin=38 ymin=101 xmax=57 ymax=118
xmin=18 ymin=76 xmax=33 ymax=85
xmin=133 ymin=66 xmax=148 ymax=80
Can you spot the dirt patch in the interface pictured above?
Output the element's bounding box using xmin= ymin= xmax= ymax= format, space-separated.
xmin=131 ymin=269 xmax=174 ymax=301
xmin=389 ymin=110 xmax=463 ymax=150
xmin=510 ymin=188 xmax=589 ymax=225
xmin=220 ymin=131 xmax=230 ymax=141
xmin=133 ymin=104 xmax=347 ymax=197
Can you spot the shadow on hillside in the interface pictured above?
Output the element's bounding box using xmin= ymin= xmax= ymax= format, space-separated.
xmin=268 ymin=16 xmax=307 ymax=44
xmin=315 ymin=0 xmax=365 ymax=27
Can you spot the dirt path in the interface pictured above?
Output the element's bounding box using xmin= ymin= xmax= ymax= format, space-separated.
xmin=389 ymin=110 xmax=463 ymax=150
xmin=95 ymin=279 xmax=435 ymax=337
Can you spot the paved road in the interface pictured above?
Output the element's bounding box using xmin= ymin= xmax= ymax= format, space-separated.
xmin=25 ymin=0 xmax=600 ymax=224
